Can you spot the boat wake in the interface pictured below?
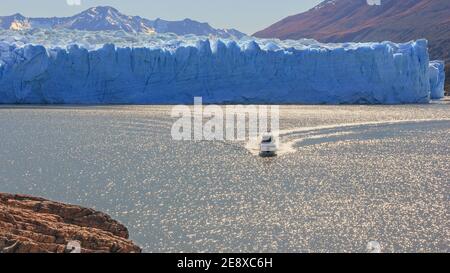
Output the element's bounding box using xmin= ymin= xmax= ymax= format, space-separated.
xmin=245 ymin=118 xmax=450 ymax=156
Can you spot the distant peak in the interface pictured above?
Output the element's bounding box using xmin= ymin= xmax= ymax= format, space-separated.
xmin=90 ymin=6 xmax=118 ymax=12
xmin=83 ymin=6 xmax=120 ymax=15
xmin=11 ymin=13 xmax=26 ymax=19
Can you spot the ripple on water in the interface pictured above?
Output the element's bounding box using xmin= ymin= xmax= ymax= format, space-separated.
xmin=0 ymin=104 xmax=449 ymax=252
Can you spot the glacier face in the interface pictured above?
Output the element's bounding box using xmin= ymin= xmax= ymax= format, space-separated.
xmin=0 ymin=31 xmax=439 ymax=104
xmin=429 ymin=61 xmax=445 ymax=99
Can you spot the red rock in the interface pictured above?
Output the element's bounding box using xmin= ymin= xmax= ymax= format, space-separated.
xmin=0 ymin=193 xmax=141 ymax=253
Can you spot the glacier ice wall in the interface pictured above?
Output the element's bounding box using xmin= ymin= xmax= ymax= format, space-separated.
xmin=429 ymin=60 xmax=445 ymax=99
xmin=0 ymin=36 xmax=434 ymax=104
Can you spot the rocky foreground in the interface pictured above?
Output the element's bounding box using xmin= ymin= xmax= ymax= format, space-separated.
xmin=0 ymin=193 xmax=141 ymax=253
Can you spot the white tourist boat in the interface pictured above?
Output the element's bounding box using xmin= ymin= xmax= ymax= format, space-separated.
xmin=259 ymin=133 xmax=278 ymax=157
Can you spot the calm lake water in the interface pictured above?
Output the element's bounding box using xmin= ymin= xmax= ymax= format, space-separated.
xmin=0 ymin=102 xmax=449 ymax=253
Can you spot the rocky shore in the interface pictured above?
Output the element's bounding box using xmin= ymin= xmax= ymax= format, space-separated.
xmin=0 ymin=193 xmax=141 ymax=253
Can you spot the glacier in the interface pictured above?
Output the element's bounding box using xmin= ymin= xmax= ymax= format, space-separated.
xmin=429 ymin=61 xmax=445 ymax=99
xmin=0 ymin=30 xmax=444 ymax=104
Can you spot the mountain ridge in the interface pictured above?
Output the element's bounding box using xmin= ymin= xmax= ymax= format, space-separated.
xmin=254 ymin=0 xmax=449 ymax=92
xmin=0 ymin=6 xmax=246 ymax=38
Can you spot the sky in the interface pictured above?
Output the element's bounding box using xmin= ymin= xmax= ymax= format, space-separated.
xmin=0 ymin=0 xmax=323 ymax=34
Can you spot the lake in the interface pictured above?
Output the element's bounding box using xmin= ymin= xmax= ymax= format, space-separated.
xmin=0 ymin=102 xmax=449 ymax=252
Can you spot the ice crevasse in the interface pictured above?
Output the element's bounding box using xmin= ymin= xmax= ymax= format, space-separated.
xmin=0 ymin=37 xmax=444 ymax=104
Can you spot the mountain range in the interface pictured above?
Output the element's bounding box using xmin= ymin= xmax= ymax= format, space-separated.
xmin=0 ymin=6 xmax=246 ymax=38
xmin=254 ymin=0 xmax=449 ymax=92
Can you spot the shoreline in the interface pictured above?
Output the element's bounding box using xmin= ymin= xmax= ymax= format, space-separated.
xmin=0 ymin=97 xmax=448 ymax=108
